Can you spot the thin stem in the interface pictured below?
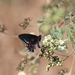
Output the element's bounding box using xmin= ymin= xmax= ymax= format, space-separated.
xmin=69 ymin=55 xmax=75 ymax=75
xmin=3 ymin=31 xmax=18 ymax=38
xmin=54 ymin=52 xmax=68 ymax=57
xmin=30 ymin=53 xmax=40 ymax=64
xmin=63 ymin=50 xmax=74 ymax=61
xmin=64 ymin=38 xmax=69 ymax=42
xmin=58 ymin=13 xmax=75 ymax=27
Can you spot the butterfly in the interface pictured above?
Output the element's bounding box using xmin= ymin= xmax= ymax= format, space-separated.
xmin=18 ymin=34 xmax=41 ymax=52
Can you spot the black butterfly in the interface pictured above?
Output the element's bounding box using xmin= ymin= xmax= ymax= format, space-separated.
xmin=18 ymin=34 xmax=41 ymax=52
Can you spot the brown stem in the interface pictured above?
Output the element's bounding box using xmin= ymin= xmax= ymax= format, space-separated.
xmin=69 ymin=55 xmax=75 ymax=75
xmin=58 ymin=14 xmax=75 ymax=27
xmin=63 ymin=50 xmax=74 ymax=61
xmin=3 ymin=31 xmax=18 ymax=38
xmin=54 ymin=52 xmax=68 ymax=57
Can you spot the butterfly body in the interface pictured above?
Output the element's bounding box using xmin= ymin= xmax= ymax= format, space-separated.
xmin=18 ymin=34 xmax=41 ymax=52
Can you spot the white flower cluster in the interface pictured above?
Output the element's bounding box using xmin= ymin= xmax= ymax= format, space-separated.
xmin=59 ymin=40 xmax=65 ymax=45
xmin=43 ymin=35 xmax=67 ymax=51
xmin=57 ymin=40 xmax=67 ymax=51
xmin=43 ymin=35 xmax=53 ymax=46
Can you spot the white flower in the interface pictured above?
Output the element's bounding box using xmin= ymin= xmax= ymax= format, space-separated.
xmin=18 ymin=71 xmax=26 ymax=75
xmin=58 ymin=45 xmax=65 ymax=50
xmin=63 ymin=45 xmax=66 ymax=48
xmin=50 ymin=39 xmax=54 ymax=43
xmin=61 ymin=46 xmax=65 ymax=50
xmin=43 ymin=38 xmax=48 ymax=44
xmin=43 ymin=35 xmax=52 ymax=44
xmin=47 ymin=35 xmax=51 ymax=38
xmin=59 ymin=40 xmax=65 ymax=45
xmin=44 ymin=35 xmax=51 ymax=39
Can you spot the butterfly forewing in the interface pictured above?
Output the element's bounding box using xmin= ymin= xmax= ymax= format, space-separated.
xmin=18 ymin=34 xmax=38 ymax=45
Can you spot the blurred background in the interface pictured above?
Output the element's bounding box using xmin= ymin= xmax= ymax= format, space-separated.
xmin=0 ymin=0 xmax=75 ymax=75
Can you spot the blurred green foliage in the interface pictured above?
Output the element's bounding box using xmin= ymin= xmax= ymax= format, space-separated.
xmin=0 ymin=0 xmax=11 ymax=5
xmin=37 ymin=0 xmax=75 ymax=72
xmin=37 ymin=0 xmax=75 ymax=43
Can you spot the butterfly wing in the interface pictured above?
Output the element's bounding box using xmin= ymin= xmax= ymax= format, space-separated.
xmin=18 ymin=34 xmax=38 ymax=45
xmin=18 ymin=34 xmax=41 ymax=52
xmin=26 ymin=45 xmax=36 ymax=52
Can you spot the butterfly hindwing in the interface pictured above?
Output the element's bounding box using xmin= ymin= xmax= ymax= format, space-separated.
xmin=26 ymin=45 xmax=36 ymax=52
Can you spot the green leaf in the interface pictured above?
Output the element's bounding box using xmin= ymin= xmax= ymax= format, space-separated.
xmin=37 ymin=18 xmax=44 ymax=23
xmin=65 ymin=15 xmax=70 ymax=19
xmin=44 ymin=10 xmax=53 ymax=24
xmin=39 ymin=24 xmax=43 ymax=32
xmin=50 ymin=25 xmax=55 ymax=35
xmin=70 ymin=20 xmax=75 ymax=27
xmin=69 ymin=34 xmax=75 ymax=44
xmin=74 ymin=50 xmax=75 ymax=55
xmin=67 ymin=34 xmax=75 ymax=44
xmin=67 ymin=33 xmax=69 ymax=39
xmin=61 ymin=27 xmax=65 ymax=35
xmin=72 ymin=28 xmax=75 ymax=33
xmin=53 ymin=29 xmax=63 ymax=39
xmin=67 ymin=28 xmax=75 ymax=44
